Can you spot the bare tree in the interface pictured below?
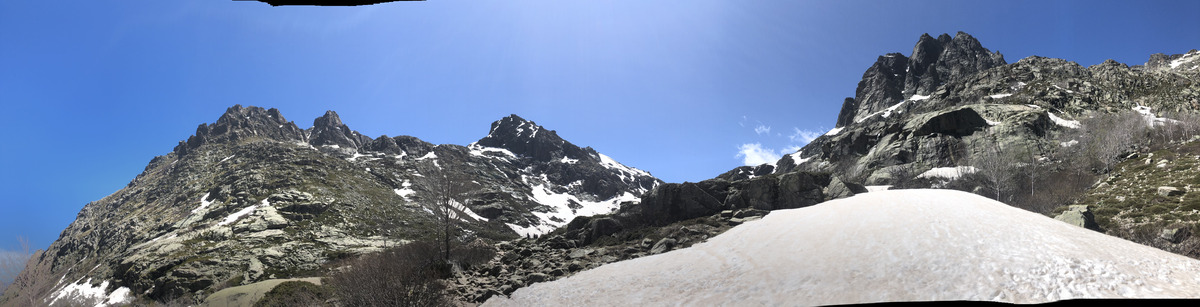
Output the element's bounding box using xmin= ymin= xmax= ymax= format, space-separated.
xmin=426 ymin=168 xmax=471 ymax=262
xmin=1078 ymin=111 xmax=1144 ymax=173
xmin=1016 ymin=144 xmax=1042 ymax=198
xmin=0 ymin=236 xmax=31 ymax=293
xmin=971 ymin=136 xmax=1017 ymax=202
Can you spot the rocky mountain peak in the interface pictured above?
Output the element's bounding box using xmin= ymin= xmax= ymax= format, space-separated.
xmin=172 ymin=104 xmax=305 ymax=155
xmin=307 ymin=110 xmax=370 ymax=150
xmin=474 ymin=114 xmax=594 ymax=162
xmin=838 ymin=32 xmax=1006 ymax=126
xmin=1146 ymin=49 xmax=1200 ymax=71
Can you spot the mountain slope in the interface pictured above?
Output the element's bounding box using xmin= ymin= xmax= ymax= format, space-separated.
xmin=485 ymin=189 xmax=1200 ymax=306
xmin=768 ymin=33 xmax=1198 ymax=187
xmin=1 ymin=106 xmax=659 ymax=305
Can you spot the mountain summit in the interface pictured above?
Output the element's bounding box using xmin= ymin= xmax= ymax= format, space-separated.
xmin=474 ymin=114 xmax=595 ymax=163
xmin=839 ymin=32 xmax=1007 ymax=127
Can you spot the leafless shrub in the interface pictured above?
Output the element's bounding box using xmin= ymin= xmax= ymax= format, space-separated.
xmin=885 ymin=163 xmax=920 ymax=189
xmin=0 ymin=236 xmax=31 ymax=294
xmin=328 ymin=240 xmax=450 ymax=307
xmin=1078 ymin=110 xmax=1145 ymax=173
xmin=971 ymin=144 xmax=1016 ymax=202
xmin=449 ymin=239 xmax=496 ymax=271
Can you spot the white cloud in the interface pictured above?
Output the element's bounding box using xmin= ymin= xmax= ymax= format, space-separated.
xmin=789 ymin=127 xmax=822 ymax=144
xmin=781 ymin=145 xmax=802 ymax=155
xmin=737 ymin=143 xmax=780 ymax=166
xmin=755 ymin=125 xmax=771 ymax=135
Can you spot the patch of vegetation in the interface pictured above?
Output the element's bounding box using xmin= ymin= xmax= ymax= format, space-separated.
xmin=254 ymin=281 xmax=333 ymax=307
xmin=328 ymin=240 xmax=451 ymax=307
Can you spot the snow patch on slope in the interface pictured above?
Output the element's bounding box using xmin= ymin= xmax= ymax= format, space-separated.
xmin=192 ymin=193 xmax=213 ymax=214
xmin=487 ymin=190 xmax=1200 ymax=306
xmin=824 ymin=127 xmax=843 ymax=136
xmin=393 ymin=181 xmax=416 ymax=201
xmin=1048 ymin=112 xmax=1081 ymax=129
xmin=1169 ymin=50 xmax=1199 ymax=69
xmin=468 ymin=144 xmax=517 ymax=159
xmin=218 ymin=199 xmax=267 ymax=226
xmin=917 ymin=166 xmax=977 ymax=180
xmin=1133 ymin=105 xmax=1179 ymax=127
xmin=48 ymin=279 xmax=132 ymax=307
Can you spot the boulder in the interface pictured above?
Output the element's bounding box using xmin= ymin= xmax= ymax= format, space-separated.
xmin=1053 ymin=205 xmax=1100 ymax=231
xmin=823 ymin=176 xmax=865 ymax=201
xmin=650 ymin=238 xmax=677 ymax=255
xmin=1160 ymin=226 xmax=1191 ymax=244
xmin=635 ymin=182 xmax=725 ymax=225
xmin=1158 ymin=186 xmax=1184 ymax=197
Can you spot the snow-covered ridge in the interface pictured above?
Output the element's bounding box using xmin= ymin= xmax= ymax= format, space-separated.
xmin=596 ymin=153 xmax=650 ymax=177
xmin=487 ymin=190 xmax=1200 ymax=306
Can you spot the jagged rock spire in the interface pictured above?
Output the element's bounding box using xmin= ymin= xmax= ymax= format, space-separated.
xmin=173 ymin=105 xmax=305 ymax=155
xmin=307 ymin=110 xmax=370 ymax=150
xmin=838 ymin=32 xmax=1006 ymax=126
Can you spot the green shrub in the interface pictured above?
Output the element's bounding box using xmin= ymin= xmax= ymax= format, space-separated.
xmin=1146 ymin=205 xmax=1172 ymax=215
xmin=255 ymin=281 xmax=332 ymax=307
xmin=1093 ymin=207 xmax=1120 ymax=218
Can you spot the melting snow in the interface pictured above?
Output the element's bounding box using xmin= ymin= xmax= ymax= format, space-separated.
xmin=447 ymin=199 xmax=489 ymax=222
xmin=219 ymin=155 xmax=235 ymax=163
xmin=597 ymin=153 xmax=652 ymax=181
xmin=1060 ymin=140 xmax=1079 ymax=148
xmin=864 ymin=185 xmax=891 ymax=192
xmin=824 ymin=127 xmax=844 ymax=136
xmin=393 ymin=181 xmax=416 ymax=201
xmin=988 ymin=93 xmax=1013 ymax=99
xmin=909 ymin=94 xmax=931 ymax=101
xmin=917 ymin=166 xmax=978 ymax=180
xmin=856 ymin=100 xmax=910 ymax=123
xmin=559 ymin=156 xmax=579 ymax=164
xmin=1132 ymin=105 xmax=1180 ymax=127
xmin=191 ymin=193 xmax=213 ymax=214
xmin=468 ymin=144 xmax=517 ymax=159
xmin=48 ymin=279 xmax=132 ymax=307
xmin=486 ymin=190 xmax=1200 ymax=306
xmin=1047 ymin=113 xmax=1081 ymax=129
xmin=511 ymin=183 xmax=641 ymax=237
xmin=1169 ymin=51 xmax=1199 ymax=69
xmin=788 ymin=152 xmax=811 ymax=165
xmin=416 ymin=152 xmax=437 ymax=161
xmin=218 ymin=199 xmax=267 ymax=226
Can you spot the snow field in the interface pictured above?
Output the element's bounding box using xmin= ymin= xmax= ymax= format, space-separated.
xmin=486 ymin=190 xmax=1200 ymax=306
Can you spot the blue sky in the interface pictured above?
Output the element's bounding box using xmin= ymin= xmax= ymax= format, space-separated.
xmin=1 ymin=0 xmax=1197 ymax=252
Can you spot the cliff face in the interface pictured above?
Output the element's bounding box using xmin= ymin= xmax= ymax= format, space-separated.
xmin=773 ymin=33 xmax=1198 ymax=187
